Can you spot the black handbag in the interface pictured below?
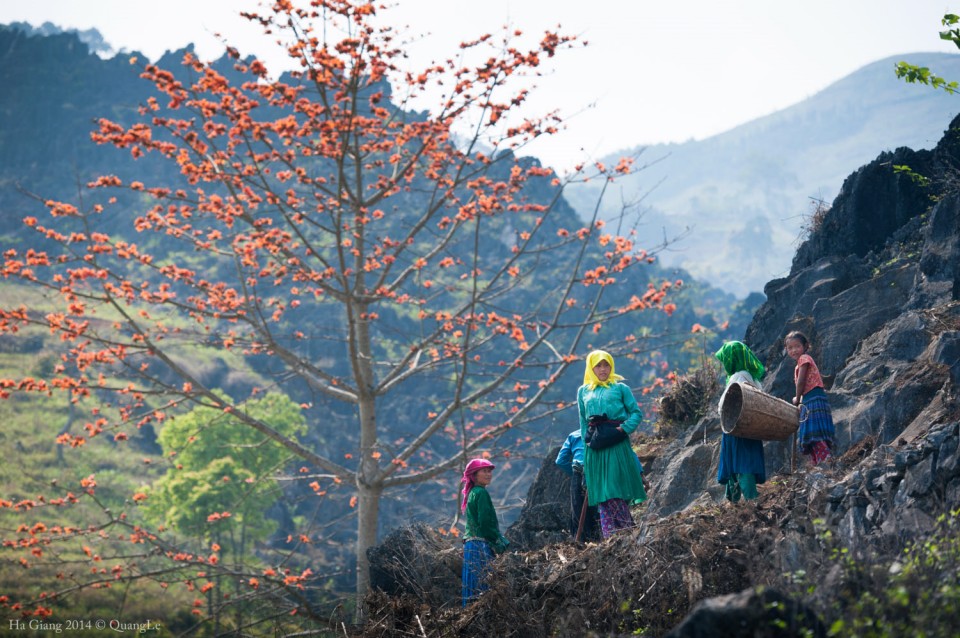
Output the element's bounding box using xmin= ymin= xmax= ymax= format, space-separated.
xmin=585 ymin=416 xmax=627 ymax=450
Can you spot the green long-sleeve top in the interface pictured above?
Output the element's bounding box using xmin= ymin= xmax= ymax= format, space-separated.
xmin=464 ymin=486 xmax=501 ymax=544
xmin=577 ymin=382 xmax=643 ymax=439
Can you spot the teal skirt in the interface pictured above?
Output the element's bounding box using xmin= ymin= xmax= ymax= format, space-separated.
xmin=584 ymin=438 xmax=647 ymax=506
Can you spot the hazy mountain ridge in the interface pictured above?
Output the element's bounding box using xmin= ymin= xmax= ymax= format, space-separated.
xmin=2 ymin=20 xmax=114 ymax=55
xmin=0 ymin=21 xmax=754 ymax=363
xmin=564 ymin=52 xmax=960 ymax=297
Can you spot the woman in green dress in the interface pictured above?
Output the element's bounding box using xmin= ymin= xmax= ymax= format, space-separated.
xmin=577 ymin=350 xmax=647 ymax=538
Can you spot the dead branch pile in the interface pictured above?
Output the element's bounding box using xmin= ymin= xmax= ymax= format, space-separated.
xmin=656 ymin=366 xmax=722 ymax=435
xmin=359 ymin=495 xmax=797 ymax=637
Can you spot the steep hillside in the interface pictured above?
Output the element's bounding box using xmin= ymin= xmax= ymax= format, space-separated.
xmin=564 ymin=52 xmax=960 ymax=297
xmin=360 ymin=114 xmax=960 ymax=638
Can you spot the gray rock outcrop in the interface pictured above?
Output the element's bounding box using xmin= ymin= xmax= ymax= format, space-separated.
xmin=665 ymin=587 xmax=826 ymax=638
xmin=643 ymin=113 xmax=960 ymax=525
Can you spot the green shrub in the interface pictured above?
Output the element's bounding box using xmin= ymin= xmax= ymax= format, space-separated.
xmin=814 ymin=510 xmax=960 ymax=637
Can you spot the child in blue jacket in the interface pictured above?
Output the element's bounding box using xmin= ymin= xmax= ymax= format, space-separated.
xmin=556 ymin=430 xmax=601 ymax=541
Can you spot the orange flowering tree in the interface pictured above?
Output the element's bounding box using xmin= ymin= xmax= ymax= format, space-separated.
xmin=0 ymin=0 xmax=678 ymax=622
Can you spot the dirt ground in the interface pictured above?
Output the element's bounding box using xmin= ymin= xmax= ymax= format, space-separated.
xmin=357 ymin=440 xmax=871 ymax=638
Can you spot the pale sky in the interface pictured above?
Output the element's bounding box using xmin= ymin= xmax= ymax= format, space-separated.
xmin=2 ymin=0 xmax=957 ymax=172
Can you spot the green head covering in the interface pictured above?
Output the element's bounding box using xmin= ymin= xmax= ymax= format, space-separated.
xmin=714 ymin=341 xmax=764 ymax=385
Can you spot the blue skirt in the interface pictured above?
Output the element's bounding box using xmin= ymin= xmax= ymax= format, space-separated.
xmin=462 ymin=539 xmax=494 ymax=606
xmin=716 ymin=433 xmax=766 ymax=485
xmin=799 ymin=387 xmax=835 ymax=452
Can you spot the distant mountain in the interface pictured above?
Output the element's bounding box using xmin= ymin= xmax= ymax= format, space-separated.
xmin=3 ymin=20 xmax=114 ymax=55
xmin=564 ymin=52 xmax=960 ymax=297
xmin=0 ymin=23 xmax=170 ymax=239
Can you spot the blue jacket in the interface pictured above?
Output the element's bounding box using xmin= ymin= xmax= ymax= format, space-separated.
xmin=555 ymin=430 xmax=585 ymax=475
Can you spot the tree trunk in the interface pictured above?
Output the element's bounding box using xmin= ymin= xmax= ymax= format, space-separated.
xmin=353 ymin=307 xmax=381 ymax=620
xmin=354 ymin=480 xmax=382 ymax=620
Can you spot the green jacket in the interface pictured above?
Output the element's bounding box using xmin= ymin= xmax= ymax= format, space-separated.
xmin=464 ymin=486 xmax=509 ymax=553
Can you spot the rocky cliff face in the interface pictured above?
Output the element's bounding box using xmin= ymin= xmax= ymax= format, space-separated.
xmin=648 ymin=114 xmax=960 ymax=521
xmin=361 ymin=115 xmax=960 ymax=637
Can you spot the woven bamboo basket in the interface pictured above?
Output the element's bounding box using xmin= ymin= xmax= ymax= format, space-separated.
xmin=720 ymin=382 xmax=799 ymax=441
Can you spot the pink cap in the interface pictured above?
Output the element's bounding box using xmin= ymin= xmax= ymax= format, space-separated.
xmin=460 ymin=458 xmax=495 ymax=512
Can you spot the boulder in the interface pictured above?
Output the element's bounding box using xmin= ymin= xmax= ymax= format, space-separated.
xmin=366 ymin=522 xmax=461 ymax=608
xmin=665 ymin=587 xmax=826 ymax=638
xmin=504 ymin=445 xmax=572 ymax=550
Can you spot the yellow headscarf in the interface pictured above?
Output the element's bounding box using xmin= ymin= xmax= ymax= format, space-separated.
xmin=582 ymin=350 xmax=625 ymax=389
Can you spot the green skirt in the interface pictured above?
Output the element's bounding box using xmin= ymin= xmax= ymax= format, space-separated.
xmin=584 ymin=438 xmax=647 ymax=506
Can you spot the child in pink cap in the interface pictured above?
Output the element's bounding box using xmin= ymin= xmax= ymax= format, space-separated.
xmin=460 ymin=458 xmax=509 ymax=606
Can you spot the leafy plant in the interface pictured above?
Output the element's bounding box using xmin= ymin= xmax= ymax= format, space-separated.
xmin=895 ymin=13 xmax=960 ymax=94
xmin=797 ymin=510 xmax=960 ymax=638
xmin=145 ymin=392 xmax=305 ymax=544
xmin=893 ymin=164 xmax=932 ymax=188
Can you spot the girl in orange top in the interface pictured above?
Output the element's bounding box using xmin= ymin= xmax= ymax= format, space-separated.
xmin=785 ymin=330 xmax=835 ymax=466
